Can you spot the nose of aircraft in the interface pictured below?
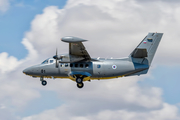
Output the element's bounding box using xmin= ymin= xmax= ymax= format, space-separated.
xmin=23 ymin=67 xmax=31 ymax=75
xmin=23 ymin=65 xmax=41 ymax=76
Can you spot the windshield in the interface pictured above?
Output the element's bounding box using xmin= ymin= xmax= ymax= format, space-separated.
xmin=41 ymin=59 xmax=48 ymax=64
xmin=49 ymin=60 xmax=54 ymax=63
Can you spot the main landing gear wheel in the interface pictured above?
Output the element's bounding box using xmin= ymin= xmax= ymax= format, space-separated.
xmin=41 ymin=80 xmax=47 ymax=86
xmin=76 ymin=77 xmax=83 ymax=84
xmin=77 ymin=83 xmax=84 ymax=88
xmin=75 ymin=77 xmax=84 ymax=88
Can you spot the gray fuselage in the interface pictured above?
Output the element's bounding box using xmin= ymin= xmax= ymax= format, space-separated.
xmin=23 ymin=57 xmax=149 ymax=81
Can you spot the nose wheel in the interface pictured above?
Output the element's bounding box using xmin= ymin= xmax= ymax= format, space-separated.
xmin=42 ymin=80 xmax=47 ymax=86
xmin=40 ymin=77 xmax=47 ymax=86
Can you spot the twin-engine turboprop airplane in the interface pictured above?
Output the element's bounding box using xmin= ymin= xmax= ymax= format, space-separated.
xmin=23 ymin=33 xmax=163 ymax=88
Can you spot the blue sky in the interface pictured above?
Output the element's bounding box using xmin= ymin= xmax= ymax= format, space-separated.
xmin=139 ymin=65 xmax=180 ymax=104
xmin=0 ymin=0 xmax=180 ymax=120
xmin=0 ymin=0 xmax=67 ymax=59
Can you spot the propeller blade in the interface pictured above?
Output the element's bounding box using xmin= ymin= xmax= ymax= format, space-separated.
xmin=55 ymin=49 xmax=58 ymax=68
xmin=56 ymin=48 xmax=57 ymax=56
xmin=56 ymin=60 xmax=58 ymax=68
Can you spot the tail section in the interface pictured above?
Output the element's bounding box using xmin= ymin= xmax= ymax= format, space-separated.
xmin=126 ymin=32 xmax=163 ymax=76
xmin=130 ymin=32 xmax=163 ymax=65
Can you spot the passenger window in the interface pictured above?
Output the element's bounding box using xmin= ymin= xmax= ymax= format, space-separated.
xmin=65 ymin=63 xmax=68 ymax=67
xmin=97 ymin=65 xmax=101 ymax=68
xmin=85 ymin=64 xmax=89 ymax=68
xmin=80 ymin=64 xmax=83 ymax=68
xmin=60 ymin=63 xmax=64 ymax=67
xmin=75 ymin=64 xmax=78 ymax=67
xmin=70 ymin=64 xmax=73 ymax=67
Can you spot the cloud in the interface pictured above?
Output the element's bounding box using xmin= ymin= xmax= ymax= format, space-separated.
xmin=0 ymin=108 xmax=18 ymax=120
xmin=0 ymin=52 xmax=22 ymax=73
xmin=0 ymin=0 xmax=9 ymax=12
xmin=136 ymin=0 xmax=180 ymax=3
xmin=22 ymin=103 xmax=179 ymax=120
xmin=21 ymin=38 xmax=38 ymax=61
xmin=22 ymin=0 xmax=180 ymax=65
xmin=64 ymin=0 xmax=180 ymax=65
xmin=42 ymin=77 xmax=163 ymax=111
xmin=0 ymin=0 xmax=180 ymax=119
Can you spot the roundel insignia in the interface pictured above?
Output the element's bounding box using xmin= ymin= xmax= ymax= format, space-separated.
xmin=112 ymin=65 xmax=117 ymax=69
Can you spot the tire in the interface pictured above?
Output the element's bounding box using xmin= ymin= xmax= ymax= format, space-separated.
xmin=77 ymin=83 xmax=84 ymax=88
xmin=42 ymin=80 xmax=47 ymax=86
xmin=76 ymin=77 xmax=83 ymax=84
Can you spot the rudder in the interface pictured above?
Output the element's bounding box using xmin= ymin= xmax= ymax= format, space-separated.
xmin=130 ymin=33 xmax=163 ymax=65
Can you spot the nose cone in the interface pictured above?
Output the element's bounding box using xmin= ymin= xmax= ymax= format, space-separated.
xmin=23 ymin=65 xmax=41 ymax=76
xmin=23 ymin=67 xmax=31 ymax=75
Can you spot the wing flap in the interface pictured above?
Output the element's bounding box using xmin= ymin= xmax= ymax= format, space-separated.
xmin=69 ymin=42 xmax=91 ymax=60
xmin=61 ymin=36 xmax=91 ymax=61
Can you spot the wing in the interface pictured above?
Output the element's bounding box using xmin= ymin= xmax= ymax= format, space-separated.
xmin=69 ymin=42 xmax=91 ymax=60
xmin=61 ymin=36 xmax=91 ymax=61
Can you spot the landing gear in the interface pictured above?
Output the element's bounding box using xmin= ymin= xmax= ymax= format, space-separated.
xmin=77 ymin=83 xmax=84 ymax=88
xmin=76 ymin=77 xmax=83 ymax=84
xmin=76 ymin=77 xmax=84 ymax=88
xmin=42 ymin=80 xmax=47 ymax=86
xmin=40 ymin=77 xmax=47 ymax=86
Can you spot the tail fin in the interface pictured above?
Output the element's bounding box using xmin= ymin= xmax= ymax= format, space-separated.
xmin=130 ymin=33 xmax=163 ymax=65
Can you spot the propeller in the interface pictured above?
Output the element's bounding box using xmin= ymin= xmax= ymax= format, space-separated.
xmin=53 ymin=49 xmax=59 ymax=68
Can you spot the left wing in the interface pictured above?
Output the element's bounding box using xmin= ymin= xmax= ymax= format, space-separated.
xmin=61 ymin=36 xmax=91 ymax=61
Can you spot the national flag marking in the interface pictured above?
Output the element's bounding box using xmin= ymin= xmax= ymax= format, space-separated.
xmin=143 ymin=41 xmax=147 ymax=44
xmin=112 ymin=65 xmax=117 ymax=69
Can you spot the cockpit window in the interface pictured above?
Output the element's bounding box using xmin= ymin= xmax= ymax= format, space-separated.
xmin=50 ymin=60 xmax=54 ymax=63
xmin=41 ymin=59 xmax=48 ymax=64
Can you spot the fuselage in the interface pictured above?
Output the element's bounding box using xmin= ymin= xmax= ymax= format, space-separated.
xmin=23 ymin=57 xmax=149 ymax=82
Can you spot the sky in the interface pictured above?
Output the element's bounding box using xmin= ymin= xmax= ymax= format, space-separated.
xmin=0 ymin=0 xmax=180 ymax=120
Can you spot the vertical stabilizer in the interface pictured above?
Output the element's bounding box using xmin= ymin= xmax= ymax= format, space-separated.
xmin=130 ymin=33 xmax=163 ymax=65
